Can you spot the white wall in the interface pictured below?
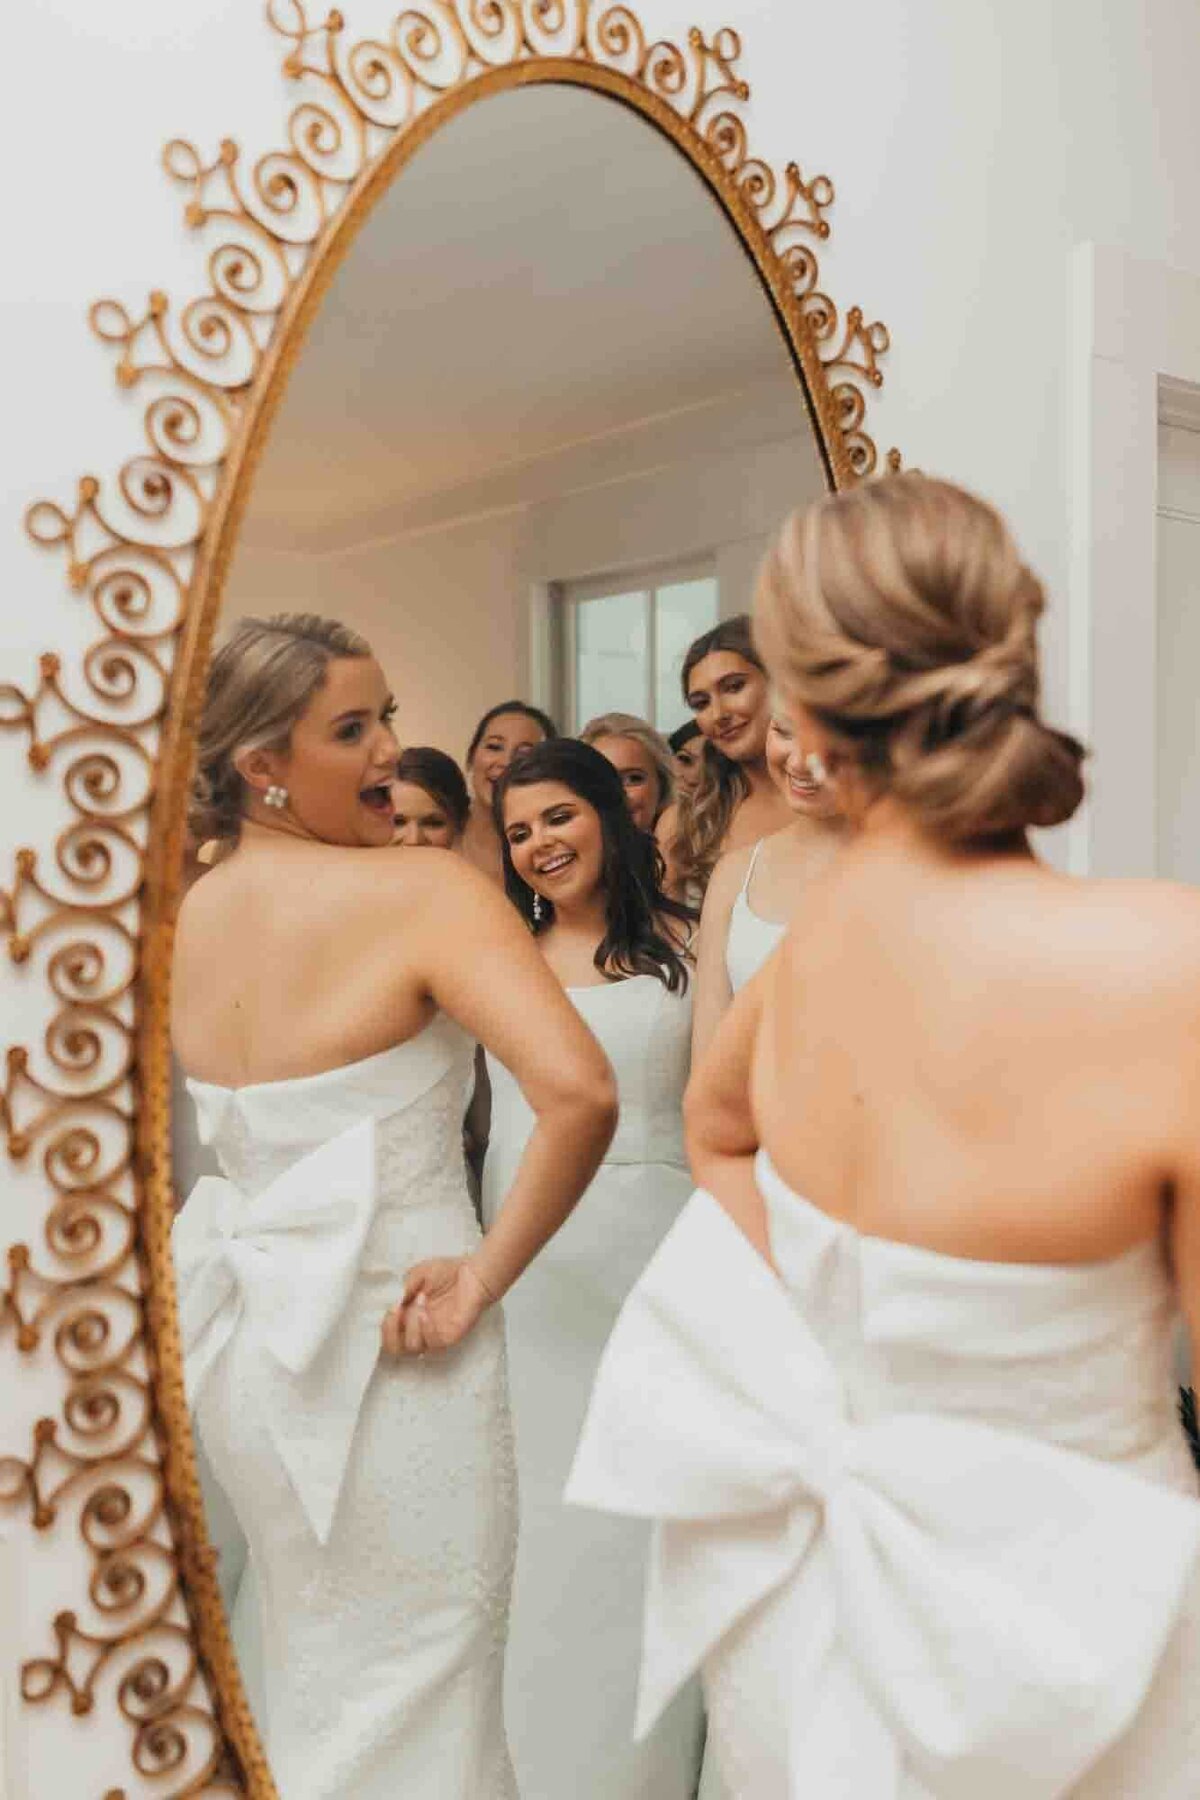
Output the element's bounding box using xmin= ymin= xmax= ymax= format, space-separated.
xmin=5 ymin=2 xmax=1200 ymax=1791
xmin=1156 ymin=420 xmax=1200 ymax=882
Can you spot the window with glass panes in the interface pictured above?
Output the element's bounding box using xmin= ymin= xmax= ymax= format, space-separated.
xmin=555 ymin=563 xmax=719 ymax=735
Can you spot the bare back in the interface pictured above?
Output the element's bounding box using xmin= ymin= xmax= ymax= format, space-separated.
xmin=174 ymin=838 xmax=442 ymax=1084
xmin=172 ymin=834 xmax=605 ymax=1101
xmin=752 ymin=838 xmax=1200 ymax=1275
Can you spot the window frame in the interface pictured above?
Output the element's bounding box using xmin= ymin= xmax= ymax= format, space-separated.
xmin=552 ymin=554 xmax=718 ymax=733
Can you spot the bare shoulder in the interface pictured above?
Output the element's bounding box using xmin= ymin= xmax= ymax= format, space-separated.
xmin=354 ymin=845 xmax=511 ymax=920
xmin=174 ymin=852 xmax=245 ymax=942
xmin=656 ymin=802 xmax=679 ymax=846
xmin=704 ymin=840 xmax=754 ymax=912
xmin=1040 ymin=873 xmax=1200 ymax=1009
xmin=1066 ymin=872 xmax=1200 ymax=950
xmin=1091 ymin=874 xmax=1200 ymax=981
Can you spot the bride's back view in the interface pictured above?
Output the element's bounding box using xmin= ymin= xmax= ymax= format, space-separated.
xmin=172 ymin=613 xmax=616 ymax=1799
xmin=571 ymin=476 xmax=1200 ymax=1798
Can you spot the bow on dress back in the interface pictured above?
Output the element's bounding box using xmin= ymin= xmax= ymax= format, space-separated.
xmin=171 ymin=1019 xmax=520 ymax=1800
xmin=174 ymin=1022 xmax=469 ymax=1543
xmin=568 ymin=1156 xmax=1200 ymax=1799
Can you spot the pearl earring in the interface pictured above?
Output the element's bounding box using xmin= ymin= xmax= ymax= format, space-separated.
xmin=264 ymin=784 xmax=289 ymax=810
xmin=532 ymin=893 xmax=544 ymax=923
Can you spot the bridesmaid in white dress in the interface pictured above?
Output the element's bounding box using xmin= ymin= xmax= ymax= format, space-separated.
xmin=571 ymin=474 xmax=1200 ymax=1797
xmin=691 ymin=709 xmax=846 ymax=1060
xmin=659 ymin=616 xmax=792 ymax=900
xmin=171 ymin=614 xmax=617 ymax=1800
xmin=481 ymin=738 xmax=703 ymax=1800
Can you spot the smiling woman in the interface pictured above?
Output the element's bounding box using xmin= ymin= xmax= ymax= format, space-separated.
xmin=668 ymin=615 xmax=793 ymax=892
xmin=461 ymin=701 xmax=560 ymax=881
xmin=579 ymin=711 xmax=676 ymax=835
xmin=487 ymin=738 xmax=698 ymax=1796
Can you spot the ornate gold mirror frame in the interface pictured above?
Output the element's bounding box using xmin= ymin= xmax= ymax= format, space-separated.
xmin=1 ymin=3 xmax=893 ymax=1791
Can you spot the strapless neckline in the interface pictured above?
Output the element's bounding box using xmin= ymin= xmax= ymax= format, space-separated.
xmin=756 ymin=1147 xmax=1165 ymax=1283
xmin=184 ymin=1015 xmax=445 ymax=1099
xmin=565 ymin=973 xmax=659 ymax=995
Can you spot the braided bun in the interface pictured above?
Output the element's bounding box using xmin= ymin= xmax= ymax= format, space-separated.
xmin=189 ymin=613 xmax=372 ymax=845
xmin=755 ymin=473 xmax=1085 ymax=842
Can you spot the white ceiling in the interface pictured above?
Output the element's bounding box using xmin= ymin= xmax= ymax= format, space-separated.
xmin=240 ymin=84 xmax=821 ymax=551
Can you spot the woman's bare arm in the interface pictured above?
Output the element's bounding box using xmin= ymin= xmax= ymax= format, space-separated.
xmin=404 ymin=855 xmax=618 ymax=1302
xmin=690 ymin=845 xmax=746 ymax=1064
xmin=683 ymin=947 xmax=779 ymax=1261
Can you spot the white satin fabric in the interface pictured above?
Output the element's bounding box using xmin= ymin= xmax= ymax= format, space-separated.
xmin=174 ymin=1017 xmax=517 ymax=1799
xmin=482 ymin=975 xmax=704 ymax=1799
xmin=569 ymin=1155 xmax=1200 ymax=1799
xmin=723 ymin=840 xmax=785 ymax=995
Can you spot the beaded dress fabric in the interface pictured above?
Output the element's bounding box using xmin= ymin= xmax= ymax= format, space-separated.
xmin=174 ymin=1014 xmax=517 ymax=1799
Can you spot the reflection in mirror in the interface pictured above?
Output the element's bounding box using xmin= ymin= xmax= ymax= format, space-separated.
xmin=171 ymin=83 xmax=826 ymax=1799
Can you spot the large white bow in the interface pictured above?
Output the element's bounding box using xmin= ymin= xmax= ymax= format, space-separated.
xmin=172 ymin=1117 xmax=379 ymax=1544
xmin=567 ymin=1191 xmax=1200 ymax=1799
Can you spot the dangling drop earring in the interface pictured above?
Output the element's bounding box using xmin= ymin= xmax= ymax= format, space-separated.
xmin=264 ymin=784 xmax=289 ymax=810
xmin=532 ymin=892 xmax=544 ymax=923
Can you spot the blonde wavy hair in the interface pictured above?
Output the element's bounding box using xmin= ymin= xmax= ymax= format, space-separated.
xmin=578 ymin=711 xmax=675 ymax=820
xmin=754 ymin=472 xmax=1085 ymax=842
xmin=189 ymin=612 xmax=372 ymax=844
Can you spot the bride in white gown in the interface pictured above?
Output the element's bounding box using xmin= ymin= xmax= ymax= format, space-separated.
xmin=482 ymin=738 xmax=703 ymax=1800
xmin=171 ymin=613 xmax=617 ymax=1799
xmin=571 ymin=474 xmax=1200 ymax=1797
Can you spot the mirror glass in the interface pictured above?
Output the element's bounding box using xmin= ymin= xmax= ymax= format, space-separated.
xmin=172 ymin=81 xmax=827 ymax=1799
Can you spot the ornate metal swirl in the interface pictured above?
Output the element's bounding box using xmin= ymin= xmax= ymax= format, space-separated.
xmin=5 ymin=4 xmax=894 ymax=1793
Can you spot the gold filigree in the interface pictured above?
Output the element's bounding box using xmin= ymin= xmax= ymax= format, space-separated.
xmin=6 ymin=4 xmax=895 ymax=1793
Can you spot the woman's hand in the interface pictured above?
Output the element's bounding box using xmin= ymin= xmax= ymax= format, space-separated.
xmin=381 ymin=1257 xmax=495 ymax=1357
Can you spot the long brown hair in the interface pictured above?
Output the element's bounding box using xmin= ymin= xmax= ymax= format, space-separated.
xmin=495 ymin=739 xmax=695 ymax=991
xmin=672 ymin=615 xmax=765 ymax=892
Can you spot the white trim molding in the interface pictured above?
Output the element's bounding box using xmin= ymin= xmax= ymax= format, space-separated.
xmin=1068 ymin=243 xmax=1200 ymax=876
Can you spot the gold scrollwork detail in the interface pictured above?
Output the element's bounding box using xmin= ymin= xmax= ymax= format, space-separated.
xmin=6 ymin=4 xmax=895 ymax=1794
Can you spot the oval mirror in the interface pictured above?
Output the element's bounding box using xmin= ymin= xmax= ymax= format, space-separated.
xmin=170 ymin=76 xmax=828 ymax=1800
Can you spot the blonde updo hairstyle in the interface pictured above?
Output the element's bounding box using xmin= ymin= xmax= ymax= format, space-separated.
xmin=189 ymin=612 xmax=372 ymax=845
xmin=755 ymin=473 xmax=1085 ymax=842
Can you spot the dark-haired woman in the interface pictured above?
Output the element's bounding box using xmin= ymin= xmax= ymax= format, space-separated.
xmin=461 ymin=700 xmax=558 ymax=883
xmin=392 ymin=745 xmax=470 ymax=848
xmin=483 ymin=739 xmax=703 ymax=1800
xmin=667 ymin=717 xmax=704 ymax=798
xmin=664 ymin=616 xmax=792 ymax=896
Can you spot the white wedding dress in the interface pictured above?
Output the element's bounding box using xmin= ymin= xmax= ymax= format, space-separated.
xmin=172 ymin=1014 xmax=518 ymax=1800
xmin=570 ymin=1152 xmax=1200 ymax=1799
xmin=481 ymin=974 xmax=705 ymax=1800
